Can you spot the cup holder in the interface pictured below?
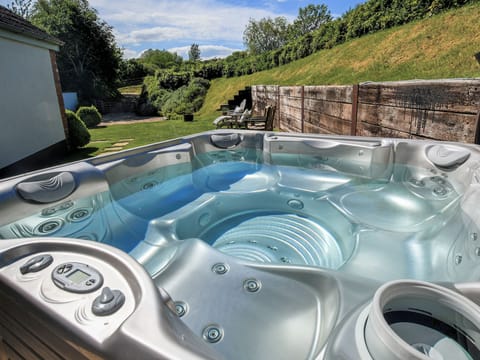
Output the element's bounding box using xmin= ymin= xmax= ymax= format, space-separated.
xmin=364 ymin=280 xmax=480 ymax=360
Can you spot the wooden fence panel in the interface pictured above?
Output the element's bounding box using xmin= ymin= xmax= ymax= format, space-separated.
xmin=279 ymin=86 xmax=303 ymax=132
xmin=358 ymin=103 xmax=477 ymax=142
xmin=304 ymin=85 xmax=352 ymax=102
xmin=251 ymin=79 xmax=480 ymax=143
xmin=304 ymin=99 xmax=352 ymax=120
xmin=359 ymin=80 xmax=480 ymax=113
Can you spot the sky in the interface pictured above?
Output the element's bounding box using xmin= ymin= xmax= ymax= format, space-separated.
xmin=1 ymin=0 xmax=365 ymax=60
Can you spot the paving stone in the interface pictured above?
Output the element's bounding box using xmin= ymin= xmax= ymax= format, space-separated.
xmin=103 ymin=147 xmax=123 ymax=151
xmin=112 ymin=142 xmax=129 ymax=147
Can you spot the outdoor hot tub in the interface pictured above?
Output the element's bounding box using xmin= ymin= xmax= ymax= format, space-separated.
xmin=1 ymin=130 xmax=480 ymax=359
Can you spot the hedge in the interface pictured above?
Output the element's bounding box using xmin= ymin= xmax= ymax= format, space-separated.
xmin=66 ymin=110 xmax=90 ymax=148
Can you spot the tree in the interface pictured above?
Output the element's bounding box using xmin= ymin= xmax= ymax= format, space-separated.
xmin=138 ymin=49 xmax=183 ymax=71
xmin=188 ymin=43 xmax=201 ymax=62
xmin=6 ymin=0 xmax=34 ymax=19
xmin=289 ymin=4 xmax=332 ymax=39
xmin=31 ymin=0 xmax=122 ymax=100
xmin=243 ymin=16 xmax=289 ymax=55
xmin=118 ymin=58 xmax=149 ymax=86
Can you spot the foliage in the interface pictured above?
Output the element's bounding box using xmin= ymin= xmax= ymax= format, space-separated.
xmin=6 ymin=0 xmax=33 ymax=19
xmin=213 ymin=0 xmax=475 ymax=79
xmin=138 ymin=49 xmax=183 ymax=72
xmin=161 ymin=78 xmax=210 ymax=115
xmin=76 ymin=106 xmax=102 ymax=128
xmin=198 ymin=1 xmax=480 ymax=118
xmin=139 ymin=73 xmax=210 ymax=116
xmin=156 ymin=70 xmax=192 ymax=90
xmin=31 ymin=0 xmax=122 ymax=100
xmin=188 ymin=43 xmax=201 ymax=62
xmin=66 ymin=110 xmax=90 ymax=148
xmin=243 ymin=16 xmax=289 ymax=54
xmin=288 ymin=4 xmax=332 ymax=39
xmin=118 ymin=59 xmax=149 ymax=87
xmin=193 ymin=59 xmax=225 ymax=80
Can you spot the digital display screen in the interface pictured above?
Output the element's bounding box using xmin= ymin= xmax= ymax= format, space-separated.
xmin=67 ymin=269 xmax=90 ymax=284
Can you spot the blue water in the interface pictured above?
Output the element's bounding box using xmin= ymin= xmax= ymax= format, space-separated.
xmin=0 ymin=149 xmax=469 ymax=281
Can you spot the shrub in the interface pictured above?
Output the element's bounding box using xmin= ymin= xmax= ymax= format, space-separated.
xmin=66 ymin=110 xmax=90 ymax=148
xmin=76 ymin=106 xmax=102 ymax=128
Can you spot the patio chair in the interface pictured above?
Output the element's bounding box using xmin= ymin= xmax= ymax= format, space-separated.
xmin=245 ymin=105 xmax=276 ymax=131
xmin=213 ymin=99 xmax=247 ymax=128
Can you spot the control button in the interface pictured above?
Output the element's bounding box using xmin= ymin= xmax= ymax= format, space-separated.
xmin=85 ymin=279 xmax=97 ymax=286
xmin=20 ymin=255 xmax=53 ymax=274
xmin=92 ymin=287 xmax=125 ymax=316
xmin=99 ymin=287 xmax=115 ymax=304
xmin=56 ymin=264 xmax=72 ymax=274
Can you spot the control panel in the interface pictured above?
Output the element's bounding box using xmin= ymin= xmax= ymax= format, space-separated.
xmin=0 ymin=249 xmax=135 ymax=343
xmin=52 ymin=262 xmax=103 ymax=293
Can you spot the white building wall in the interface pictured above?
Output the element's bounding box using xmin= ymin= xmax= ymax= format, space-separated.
xmin=0 ymin=34 xmax=65 ymax=169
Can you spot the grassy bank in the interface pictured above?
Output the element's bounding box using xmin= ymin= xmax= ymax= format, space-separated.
xmin=198 ymin=2 xmax=480 ymax=117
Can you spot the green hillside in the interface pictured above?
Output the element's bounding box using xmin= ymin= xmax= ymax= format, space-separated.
xmin=198 ymin=2 xmax=480 ymax=118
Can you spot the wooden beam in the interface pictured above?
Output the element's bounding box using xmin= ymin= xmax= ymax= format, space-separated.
xmin=475 ymin=109 xmax=480 ymax=144
xmin=351 ymin=84 xmax=359 ymax=136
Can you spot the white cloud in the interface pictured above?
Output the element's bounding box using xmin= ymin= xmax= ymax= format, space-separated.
xmin=118 ymin=26 xmax=188 ymax=45
xmin=121 ymin=48 xmax=141 ymax=59
xmin=168 ymin=44 xmax=243 ymax=60
xmin=90 ymin=0 xmax=293 ymax=49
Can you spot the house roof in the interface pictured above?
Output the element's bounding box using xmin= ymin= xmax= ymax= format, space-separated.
xmin=0 ymin=5 xmax=63 ymax=46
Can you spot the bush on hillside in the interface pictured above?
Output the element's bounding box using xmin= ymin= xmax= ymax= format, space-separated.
xmin=76 ymin=106 xmax=102 ymax=128
xmin=66 ymin=110 xmax=90 ymax=148
xmin=140 ymin=75 xmax=210 ymax=116
xmin=160 ymin=78 xmax=210 ymax=115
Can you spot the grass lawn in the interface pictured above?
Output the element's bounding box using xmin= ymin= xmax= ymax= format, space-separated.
xmin=118 ymin=84 xmax=143 ymax=95
xmin=65 ymin=114 xmax=217 ymax=162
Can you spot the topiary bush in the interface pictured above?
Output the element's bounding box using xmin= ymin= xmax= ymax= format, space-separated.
xmin=66 ymin=110 xmax=90 ymax=148
xmin=76 ymin=106 xmax=102 ymax=128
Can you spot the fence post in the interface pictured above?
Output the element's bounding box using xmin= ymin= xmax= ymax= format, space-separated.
xmin=277 ymin=85 xmax=281 ymax=130
xmin=475 ymin=109 xmax=480 ymax=144
xmin=301 ymin=86 xmax=305 ymax=133
xmin=350 ymin=84 xmax=359 ymax=136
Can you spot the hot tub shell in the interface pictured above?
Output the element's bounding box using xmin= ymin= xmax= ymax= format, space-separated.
xmin=0 ymin=130 xmax=480 ymax=359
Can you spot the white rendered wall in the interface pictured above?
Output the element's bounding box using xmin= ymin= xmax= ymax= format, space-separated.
xmin=0 ymin=34 xmax=65 ymax=169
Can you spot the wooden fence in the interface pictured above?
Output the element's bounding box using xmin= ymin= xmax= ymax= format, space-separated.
xmin=252 ymin=79 xmax=480 ymax=143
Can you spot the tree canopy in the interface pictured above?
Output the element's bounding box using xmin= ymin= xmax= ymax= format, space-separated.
xmin=6 ymin=0 xmax=34 ymax=19
xmin=188 ymin=43 xmax=201 ymax=62
xmin=31 ymin=0 xmax=122 ymax=100
xmin=138 ymin=49 xmax=183 ymax=72
xmin=289 ymin=4 xmax=332 ymax=39
xmin=243 ymin=16 xmax=289 ymax=55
